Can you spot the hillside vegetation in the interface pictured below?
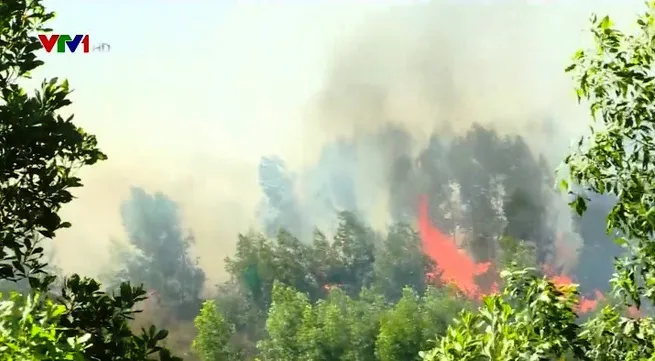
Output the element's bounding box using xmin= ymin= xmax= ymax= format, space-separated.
xmin=3 ymin=0 xmax=655 ymax=360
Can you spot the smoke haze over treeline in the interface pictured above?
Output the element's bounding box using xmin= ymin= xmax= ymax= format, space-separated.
xmin=36 ymin=0 xmax=644 ymax=291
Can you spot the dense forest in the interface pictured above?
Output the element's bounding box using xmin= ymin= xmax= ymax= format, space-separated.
xmin=4 ymin=0 xmax=655 ymax=360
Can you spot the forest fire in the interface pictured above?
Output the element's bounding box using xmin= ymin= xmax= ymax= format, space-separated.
xmin=417 ymin=195 xmax=605 ymax=314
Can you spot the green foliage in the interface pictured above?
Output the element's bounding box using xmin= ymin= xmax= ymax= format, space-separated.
xmin=296 ymin=287 xmax=386 ymax=361
xmin=376 ymin=286 xmax=467 ymax=361
xmin=240 ymin=212 xmax=423 ymax=302
xmin=0 ymin=292 xmax=88 ymax=361
xmin=420 ymin=269 xmax=655 ymax=361
xmin=376 ymin=288 xmax=430 ymax=361
xmin=192 ymin=300 xmax=238 ymax=361
xmin=420 ymin=269 xmax=585 ymax=361
xmin=254 ymin=282 xmax=467 ymax=361
xmin=308 ymin=230 xmax=343 ymax=296
xmin=340 ymin=288 xmax=386 ymax=361
xmin=579 ymin=306 xmax=655 ymax=360
xmin=331 ymin=212 xmax=377 ymax=295
xmin=56 ymin=275 xmax=181 ymax=361
xmin=420 ymin=4 xmax=655 ymax=360
xmin=0 ymin=1 xmax=183 ymax=360
xmin=563 ymin=1 xmax=655 ymax=307
xmin=224 ymin=212 xmax=381 ymax=313
xmin=220 ymin=210 xmax=437 ymax=358
xmin=213 ymin=278 xmax=266 ymax=356
xmin=373 ymin=224 xmax=433 ymax=302
xmin=257 ymin=282 xmax=312 ymax=361
xmin=225 ymin=231 xmax=300 ymax=310
xmin=419 ymin=287 xmax=469 ymax=342
xmin=0 ymin=0 xmax=106 ymax=288
xmin=496 ymin=236 xmax=537 ymax=271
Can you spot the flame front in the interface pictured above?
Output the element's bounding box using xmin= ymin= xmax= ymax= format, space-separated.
xmin=418 ymin=195 xmax=493 ymax=299
xmin=417 ymin=194 xmax=609 ymax=314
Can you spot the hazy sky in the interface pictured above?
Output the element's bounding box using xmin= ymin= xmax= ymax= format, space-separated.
xmin=35 ymin=0 xmax=645 ymax=284
xmin=37 ymin=0 xmax=396 ymax=280
xmin=41 ymin=0 xmax=333 ymax=160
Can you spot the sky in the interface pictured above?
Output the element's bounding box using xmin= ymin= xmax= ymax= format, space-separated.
xmin=37 ymin=0 xmax=396 ymax=280
xmin=34 ymin=0 xmax=647 ymax=285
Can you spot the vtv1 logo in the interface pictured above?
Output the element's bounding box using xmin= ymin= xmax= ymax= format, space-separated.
xmin=37 ymin=34 xmax=111 ymax=53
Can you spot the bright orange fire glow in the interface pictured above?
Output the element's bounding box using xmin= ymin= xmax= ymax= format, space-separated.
xmin=418 ymin=195 xmax=495 ymax=299
xmin=417 ymin=195 xmax=609 ymax=314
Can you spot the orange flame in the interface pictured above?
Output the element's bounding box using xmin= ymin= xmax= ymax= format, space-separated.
xmin=418 ymin=195 xmax=608 ymax=314
xmin=323 ymin=283 xmax=341 ymax=291
xmin=418 ymin=195 xmax=493 ymax=299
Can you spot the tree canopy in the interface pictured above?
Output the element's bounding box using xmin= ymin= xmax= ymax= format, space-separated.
xmin=0 ymin=0 xmax=180 ymax=359
xmin=4 ymin=0 xmax=655 ymax=360
xmin=194 ymin=3 xmax=655 ymax=361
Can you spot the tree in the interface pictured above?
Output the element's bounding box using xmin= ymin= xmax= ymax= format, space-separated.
xmin=111 ymin=187 xmax=206 ymax=320
xmin=253 ymin=282 xmax=467 ymax=361
xmin=376 ymin=286 xmax=467 ymax=361
xmin=224 ymin=211 xmax=379 ymax=316
xmin=342 ymin=288 xmax=386 ymax=361
xmin=496 ymin=236 xmax=537 ymax=271
xmin=373 ymin=223 xmax=433 ymax=301
xmin=297 ymin=289 xmax=357 ymax=361
xmin=192 ymin=300 xmax=238 ymax=361
xmin=307 ymin=230 xmax=344 ymax=297
xmin=225 ymin=232 xmax=277 ymax=310
xmin=0 ymin=292 xmax=89 ymax=361
xmin=331 ymin=211 xmax=377 ymax=296
xmin=0 ymin=1 xmax=180 ymax=359
xmin=256 ymin=282 xmax=311 ymax=361
xmin=421 ymin=3 xmax=655 ymax=360
xmin=375 ymin=288 xmax=426 ymax=361
xmin=446 ymin=125 xmax=555 ymax=264
xmin=408 ymin=125 xmax=558 ymax=268
xmin=420 ymin=268 xmax=655 ymax=361
xmin=212 ymin=279 xmax=265 ymax=359
xmin=0 ymin=0 xmax=105 ymax=289
xmin=415 ymin=135 xmax=456 ymax=233
xmin=56 ymin=276 xmax=179 ymax=361
xmin=257 ymin=283 xmax=387 ymax=361
xmin=419 ymin=269 xmax=585 ymax=361
xmin=563 ymin=1 xmax=655 ymax=308
xmin=225 ymin=229 xmax=318 ymax=311
xmin=271 ymin=229 xmax=317 ymax=299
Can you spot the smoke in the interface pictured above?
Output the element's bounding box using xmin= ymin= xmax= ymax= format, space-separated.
xmin=298 ymin=0 xmax=640 ymax=208
xmin=255 ymin=0 xmax=645 ymax=281
xmin=305 ymin=3 xmax=582 ymax=146
xmin=40 ymin=1 xmax=644 ymax=291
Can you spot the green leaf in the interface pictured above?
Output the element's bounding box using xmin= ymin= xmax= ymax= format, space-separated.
xmin=154 ymin=329 xmax=168 ymax=341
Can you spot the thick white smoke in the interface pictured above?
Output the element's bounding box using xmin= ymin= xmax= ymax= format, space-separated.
xmin=38 ymin=0 xmax=643 ymax=287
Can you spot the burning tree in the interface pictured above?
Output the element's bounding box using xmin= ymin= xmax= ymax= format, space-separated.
xmin=421 ymin=3 xmax=655 ymax=360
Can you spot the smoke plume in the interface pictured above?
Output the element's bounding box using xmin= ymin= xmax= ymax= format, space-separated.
xmin=41 ymin=0 xmax=643 ymax=292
